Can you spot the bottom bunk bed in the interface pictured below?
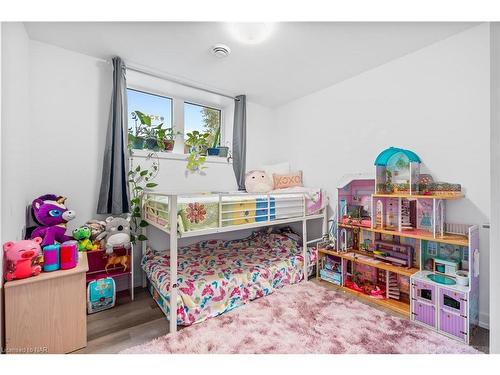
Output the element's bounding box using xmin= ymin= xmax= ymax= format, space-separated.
xmin=142 ymin=229 xmax=317 ymax=326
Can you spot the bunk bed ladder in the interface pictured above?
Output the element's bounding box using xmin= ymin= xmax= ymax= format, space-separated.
xmin=169 ymin=195 xmax=178 ymax=334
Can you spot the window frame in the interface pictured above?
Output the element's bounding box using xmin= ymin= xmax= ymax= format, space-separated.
xmin=183 ymin=100 xmax=224 ymax=148
xmin=126 ymin=83 xmax=226 ymax=156
xmin=127 ymin=87 xmax=174 ymax=132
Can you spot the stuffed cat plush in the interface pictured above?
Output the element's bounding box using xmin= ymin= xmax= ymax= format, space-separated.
xmin=245 ymin=170 xmax=274 ymax=193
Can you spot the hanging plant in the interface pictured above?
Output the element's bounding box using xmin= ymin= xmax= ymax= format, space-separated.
xmin=185 ymin=130 xmax=210 ymax=173
xmin=128 ymin=152 xmax=159 ymax=243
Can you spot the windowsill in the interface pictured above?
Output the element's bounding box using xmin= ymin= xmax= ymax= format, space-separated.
xmin=130 ymin=149 xmax=233 ymax=165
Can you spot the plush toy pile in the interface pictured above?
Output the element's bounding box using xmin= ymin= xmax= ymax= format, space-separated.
xmin=2 ymin=192 xmax=134 ymax=282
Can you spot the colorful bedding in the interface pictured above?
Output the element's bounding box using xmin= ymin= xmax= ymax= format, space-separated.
xmin=221 ymin=196 xmax=276 ymax=226
xmin=142 ymin=231 xmax=317 ymax=326
xmin=144 ymin=189 xmax=324 ymax=234
xmin=145 ymin=195 xmax=219 ymax=233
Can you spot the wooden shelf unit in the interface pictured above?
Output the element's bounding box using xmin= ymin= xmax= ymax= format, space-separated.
xmin=319 ymin=248 xmax=419 ymax=277
xmin=372 ymin=192 xmax=464 ymax=200
xmin=326 ymin=282 xmax=411 ymax=316
xmin=338 ymin=223 xmax=469 ymax=247
xmin=317 ymin=248 xmax=415 ymax=317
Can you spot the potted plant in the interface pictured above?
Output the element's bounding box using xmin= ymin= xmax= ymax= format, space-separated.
xmin=185 ymin=130 xmax=210 ymax=172
xmin=129 ymin=111 xmax=148 ymax=150
xmin=127 ymin=152 xmax=159 ymax=243
xmin=206 ymin=125 xmax=221 ymax=156
xmin=157 ymin=127 xmax=181 ymax=152
xmin=143 ymin=124 xmax=162 ymax=151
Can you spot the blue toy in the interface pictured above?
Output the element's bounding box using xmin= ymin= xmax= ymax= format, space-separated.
xmin=87 ymin=277 xmax=116 ymax=314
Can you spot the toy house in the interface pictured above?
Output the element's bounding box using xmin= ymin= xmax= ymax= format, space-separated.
xmin=317 ymin=147 xmax=479 ymax=344
xmin=337 ymin=173 xmax=375 ymax=228
xmin=375 ymin=147 xmax=421 ymax=195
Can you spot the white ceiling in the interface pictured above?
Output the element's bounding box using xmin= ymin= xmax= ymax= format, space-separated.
xmin=24 ymin=22 xmax=478 ymax=107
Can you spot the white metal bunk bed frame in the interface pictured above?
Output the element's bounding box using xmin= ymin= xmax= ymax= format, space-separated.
xmin=141 ymin=190 xmax=328 ymax=333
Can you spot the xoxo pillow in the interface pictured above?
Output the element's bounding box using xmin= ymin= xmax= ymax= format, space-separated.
xmin=273 ymin=170 xmax=303 ymax=189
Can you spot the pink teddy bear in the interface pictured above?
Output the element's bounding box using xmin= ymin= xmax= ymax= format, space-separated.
xmin=3 ymin=237 xmax=43 ymax=281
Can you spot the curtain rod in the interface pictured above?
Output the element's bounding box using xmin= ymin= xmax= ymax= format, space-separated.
xmin=124 ymin=64 xmax=240 ymax=101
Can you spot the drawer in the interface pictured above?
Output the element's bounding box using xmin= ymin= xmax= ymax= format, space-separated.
xmin=439 ymin=309 xmax=467 ymax=342
xmin=412 ymin=299 xmax=436 ymax=328
xmin=439 ymin=288 xmax=466 ymax=315
xmin=412 ymin=280 xmax=436 ymax=304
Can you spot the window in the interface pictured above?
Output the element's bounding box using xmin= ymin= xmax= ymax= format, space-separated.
xmin=127 ymin=88 xmax=173 ymax=150
xmin=184 ymin=102 xmax=222 ymax=148
xmin=126 ymin=87 xmax=225 ymax=155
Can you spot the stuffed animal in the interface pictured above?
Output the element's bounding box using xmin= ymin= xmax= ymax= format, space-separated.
xmin=245 ymin=170 xmax=274 ymax=193
xmin=73 ymin=225 xmax=98 ymax=252
xmin=86 ymin=219 xmax=107 ymax=247
xmin=30 ymin=194 xmax=76 ymax=247
xmin=3 ymin=237 xmax=43 ymax=281
xmin=105 ymin=254 xmax=129 ymax=273
xmin=96 ymin=215 xmax=132 ymax=254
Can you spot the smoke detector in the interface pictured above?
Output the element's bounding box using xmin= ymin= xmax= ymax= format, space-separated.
xmin=211 ymin=44 xmax=231 ymax=58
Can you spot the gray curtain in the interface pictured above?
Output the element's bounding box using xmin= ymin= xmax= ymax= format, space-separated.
xmin=97 ymin=56 xmax=130 ymax=214
xmin=232 ymin=95 xmax=247 ymax=190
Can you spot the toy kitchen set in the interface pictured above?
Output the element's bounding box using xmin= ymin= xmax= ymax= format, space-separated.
xmin=322 ymin=147 xmax=480 ymax=344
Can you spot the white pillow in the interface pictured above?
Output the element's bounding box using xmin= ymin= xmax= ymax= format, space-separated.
xmin=261 ymin=162 xmax=290 ymax=178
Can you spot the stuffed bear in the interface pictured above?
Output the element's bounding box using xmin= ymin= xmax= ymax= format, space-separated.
xmin=245 ymin=170 xmax=274 ymax=193
xmin=96 ymin=215 xmax=131 ymax=254
xmin=73 ymin=225 xmax=98 ymax=252
xmin=3 ymin=237 xmax=43 ymax=281
xmin=30 ymin=194 xmax=76 ymax=247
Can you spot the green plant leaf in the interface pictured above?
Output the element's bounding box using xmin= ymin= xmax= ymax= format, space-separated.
xmin=145 ymin=182 xmax=158 ymax=188
xmin=135 ymin=165 xmax=141 ymax=172
xmin=138 ymin=234 xmax=148 ymax=241
xmin=139 ymin=220 xmax=149 ymax=227
xmin=140 ymin=170 xmax=148 ymax=176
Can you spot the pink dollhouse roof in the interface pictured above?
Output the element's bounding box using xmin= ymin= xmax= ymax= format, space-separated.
xmin=337 ymin=173 xmax=374 ymax=189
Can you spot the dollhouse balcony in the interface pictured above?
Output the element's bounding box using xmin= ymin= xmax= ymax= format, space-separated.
xmin=340 ymin=216 xmax=372 ymax=228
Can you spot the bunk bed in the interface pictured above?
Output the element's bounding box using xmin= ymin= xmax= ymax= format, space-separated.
xmin=141 ymin=190 xmax=328 ymax=333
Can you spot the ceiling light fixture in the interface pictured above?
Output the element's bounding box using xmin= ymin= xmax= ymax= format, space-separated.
xmin=211 ymin=44 xmax=231 ymax=58
xmin=226 ymin=22 xmax=275 ymax=45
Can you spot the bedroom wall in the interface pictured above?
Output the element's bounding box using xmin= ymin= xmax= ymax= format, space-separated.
xmin=266 ymin=23 xmax=491 ymax=327
xmin=490 ymin=22 xmax=500 ymax=354
xmin=27 ymin=40 xmax=275 ymax=285
xmin=1 ymin=22 xmax=31 ymax=346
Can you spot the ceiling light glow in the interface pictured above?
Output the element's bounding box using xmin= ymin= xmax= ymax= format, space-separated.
xmin=226 ymin=23 xmax=275 ymax=44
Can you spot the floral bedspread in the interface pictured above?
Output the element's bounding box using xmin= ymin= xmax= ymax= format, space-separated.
xmin=142 ymin=231 xmax=317 ymax=326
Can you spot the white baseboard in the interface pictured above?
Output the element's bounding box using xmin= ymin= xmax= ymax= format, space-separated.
xmin=479 ymin=312 xmax=490 ymax=330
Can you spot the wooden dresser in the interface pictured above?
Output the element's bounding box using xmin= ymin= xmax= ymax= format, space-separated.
xmin=4 ymin=252 xmax=88 ymax=354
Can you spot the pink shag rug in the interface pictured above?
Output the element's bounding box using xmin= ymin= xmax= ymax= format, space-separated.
xmin=122 ymin=281 xmax=481 ymax=354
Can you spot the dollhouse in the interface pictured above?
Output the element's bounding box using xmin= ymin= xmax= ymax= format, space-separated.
xmin=318 ymin=147 xmax=479 ymax=344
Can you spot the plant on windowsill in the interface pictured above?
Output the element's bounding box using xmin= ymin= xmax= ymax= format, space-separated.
xmin=128 ymin=110 xmax=149 ymax=150
xmin=157 ymin=127 xmax=182 ymax=152
xmin=127 ymin=155 xmax=159 ymax=243
xmin=185 ymin=130 xmax=210 ymax=173
xmin=206 ymin=124 xmax=221 ymax=156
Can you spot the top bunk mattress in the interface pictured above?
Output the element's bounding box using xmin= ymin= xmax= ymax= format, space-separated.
xmin=144 ymin=189 xmax=325 ymax=233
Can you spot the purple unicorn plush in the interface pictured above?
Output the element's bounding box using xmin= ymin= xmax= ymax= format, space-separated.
xmin=30 ymin=194 xmax=76 ymax=247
